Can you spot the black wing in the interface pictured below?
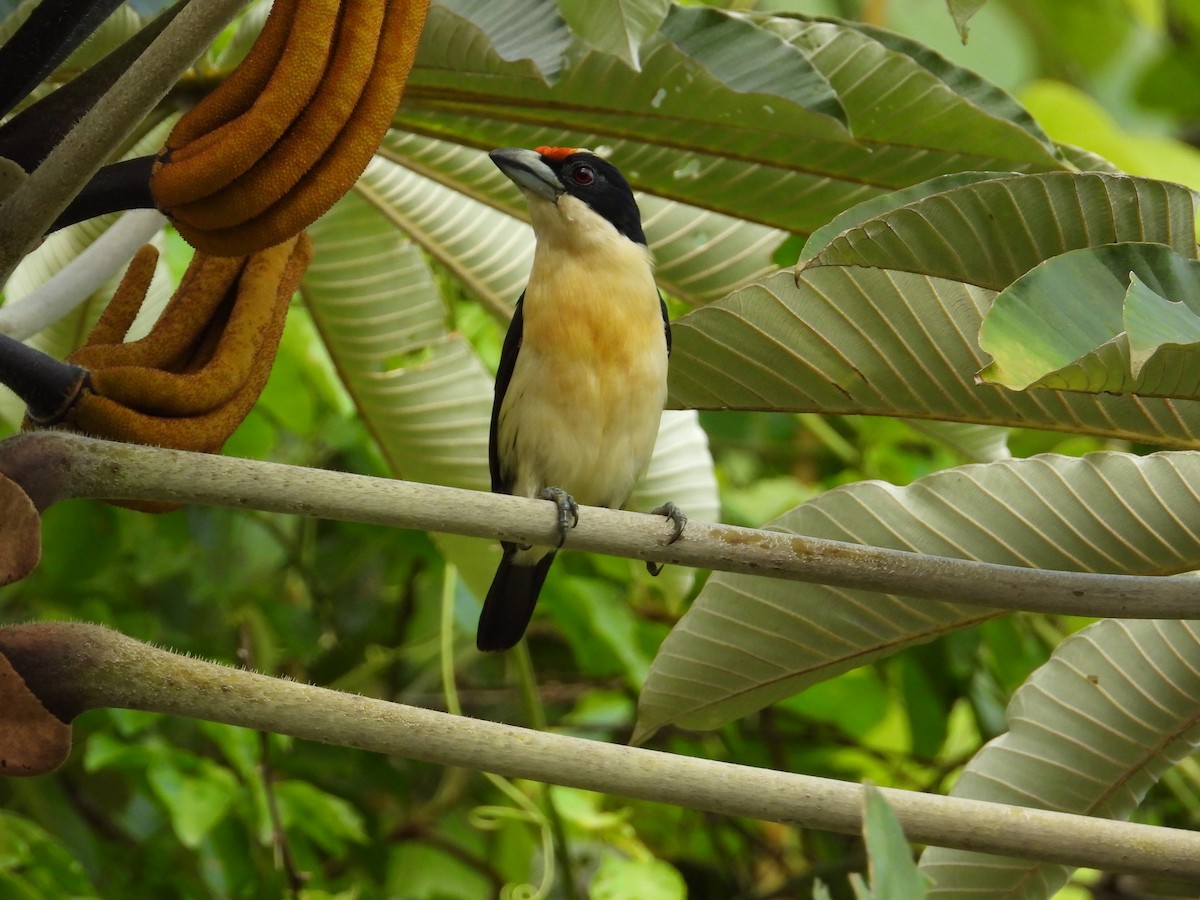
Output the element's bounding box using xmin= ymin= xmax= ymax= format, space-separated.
xmin=660 ymin=292 xmax=671 ymax=355
xmin=489 ymin=292 xmax=525 ymax=495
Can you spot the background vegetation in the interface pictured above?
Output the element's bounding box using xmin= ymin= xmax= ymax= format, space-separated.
xmin=2 ymin=0 xmax=1200 ymax=898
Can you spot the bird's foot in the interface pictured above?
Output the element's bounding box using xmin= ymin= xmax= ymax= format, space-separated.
xmin=646 ymin=502 xmax=687 ymax=576
xmin=540 ymin=486 xmax=580 ymax=548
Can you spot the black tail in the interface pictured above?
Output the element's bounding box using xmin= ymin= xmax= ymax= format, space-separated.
xmin=476 ymin=550 xmax=556 ymax=651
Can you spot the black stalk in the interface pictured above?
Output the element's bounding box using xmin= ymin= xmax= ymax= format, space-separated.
xmin=0 ymin=333 xmax=89 ymax=425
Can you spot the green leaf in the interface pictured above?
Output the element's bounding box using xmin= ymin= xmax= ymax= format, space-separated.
xmin=668 ymin=268 xmax=1200 ymax=448
xmin=274 ymin=781 xmax=367 ymax=854
xmin=802 ymin=173 xmax=1199 ymax=290
xmin=903 ymin=421 xmax=1010 ymax=463
xmin=800 ymin=172 xmax=1006 ymax=263
xmin=636 ymin=451 xmax=1200 ymax=739
xmin=556 ymin=0 xmax=669 ymax=70
xmin=423 ymin=0 xmax=572 ymax=83
xmin=920 ymin=619 xmax=1200 ymax=897
xmin=0 ymin=812 xmax=95 ymax=898
xmin=978 ymin=243 xmax=1200 ymax=397
xmin=1126 ymin=272 xmax=1200 ymax=378
xmin=863 ymin=785 xmax=926 ymax=900
xmin=147 ymin=760 xmax=239 ymax=849
xmin=590 ymin=854 xmax=687 ymax=900
xmin=659 ymin=6 xmax=846 ymax=126
xmin=943 ymin=0 xmax=989 ymax=42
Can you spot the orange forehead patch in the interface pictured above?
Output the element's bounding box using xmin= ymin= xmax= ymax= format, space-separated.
xmin=535 ymin=146 xmax=579 ymax=161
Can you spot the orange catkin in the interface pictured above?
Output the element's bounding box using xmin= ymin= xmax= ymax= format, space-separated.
xmin=84 ymin=243 xmax=159 ymax=347
xmin=88 ymin=236 xmax=299 ymax=416
xmin=151 ymin=0 xmax=340 ymax=208
xmin=164 ymin=0 xmax=299 ymax=151
xmin=174 ymin=0 xmax=430 ymax=257
xmin=167 ymin=2 xmax=387 ymax=232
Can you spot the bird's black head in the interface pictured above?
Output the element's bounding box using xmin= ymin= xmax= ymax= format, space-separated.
xmin=489 ymin=147 xmax=647 ymax=246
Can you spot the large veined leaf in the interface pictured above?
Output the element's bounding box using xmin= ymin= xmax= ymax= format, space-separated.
xmin=359 ymin=139 xmax=534 ymax=316
xmin=667 ymin=268 xmax=1200 ymax=448
xmin=920 ymin=618 xmax=1200 ymax=900
xmin=799 ymin=172 xmax=1006 ymax=262
xmin=400 ymin=8 xmax=1067 ymax=235
xmin=979 ymin=243 xmax=1200 ymax=399
xmin=301 ymin=188 xmax=502 ymax=594
xmin=377 ymin=130 xmax=785 ymax=307
xmin=635 ymin=451 xmax=1200 ymax=740
xmin=839 ymin=17 xmax=1039 ymax=144
xmin=801 ymin=172 xmax=1198 ymax=290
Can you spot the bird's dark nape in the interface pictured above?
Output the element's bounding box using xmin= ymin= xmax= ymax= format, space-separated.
xmin=476 ymin=551 xmax=557 ymax=651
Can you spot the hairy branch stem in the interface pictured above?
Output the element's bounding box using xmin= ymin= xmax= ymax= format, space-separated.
xmin=9 ymin=621 xmax=1199 ymax=882
xmin=2 ymin=430 xmax=1199 ymax=619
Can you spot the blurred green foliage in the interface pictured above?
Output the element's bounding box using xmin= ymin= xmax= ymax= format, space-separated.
xmin=2 ymin=1 xmax=1200 ymax=898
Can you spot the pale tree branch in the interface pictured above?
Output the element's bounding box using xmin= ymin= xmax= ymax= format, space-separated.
xmin=2 ymin=621 xmax=1198 ymax=882
xmin=0 ymin=210 xmax=166 ymax=340
xmin=2 ymin=429 xmax=1199 ymax=619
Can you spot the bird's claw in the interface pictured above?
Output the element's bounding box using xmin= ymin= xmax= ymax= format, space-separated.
xmin=540 ymin=486 xmax=579 ymax=548
xmin=646 ymin=502 xmax=686 ymax=576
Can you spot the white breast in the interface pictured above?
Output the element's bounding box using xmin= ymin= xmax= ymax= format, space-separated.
xmin=497 ymin=196 xmax=668 ymax=509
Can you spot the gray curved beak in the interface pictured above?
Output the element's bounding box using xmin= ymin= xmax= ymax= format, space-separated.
xmin=489 ymin=148 xmax=561 ymax=202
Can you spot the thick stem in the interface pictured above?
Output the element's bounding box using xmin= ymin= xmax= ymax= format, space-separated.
xmin=0 ymin=336 xmax=88 ymax=423
xmin=5 ymin=621 xmax=1198 ymax=882
xmin=0 ymin=0 xmax=246 ymax=284
xmin=2 ymin=430 xmax=1200 ymax=620
xmin=0 ymin=0 xmax=125 ymax=121
xmin=47 ymin=156 xmax=158 ymax=234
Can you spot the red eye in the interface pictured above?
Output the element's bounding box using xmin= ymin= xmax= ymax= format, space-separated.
xmin=570 ymin=164 xmax=595 ymax=185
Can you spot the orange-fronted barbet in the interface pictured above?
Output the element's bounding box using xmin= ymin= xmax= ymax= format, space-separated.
xmin=479 ymin=146 xmax=685 ymax=651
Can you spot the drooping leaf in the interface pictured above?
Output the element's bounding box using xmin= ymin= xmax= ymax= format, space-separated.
xmin=1126 ymin=273 xmax=1200 ymax=378
xmin=838 ymin=16 xmax=1043 ymax=145
xmin=920 ymin=619 xmax=1200 ymax=899
xmin=668 ymin=268 xmax=1200 ymax=448
xmin=361 ymin=138 xmax=534 ymax=316
xmin=978 ymin=242 xmax=1200 ymax=398
xmin=636 ymin=451 xmax=1200 ymax=740
xmin=659 ymin=6 xmax=847 ymax=127
xmin=556 ymin=0 xmax=670 ymax=70
xmin=422 ymin=0 xmax=572 ymax=83
xmin=903 ymin=421 xmax=1010 ymax=463
xmin=942 ymin=0 xmax=989 ymax=42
